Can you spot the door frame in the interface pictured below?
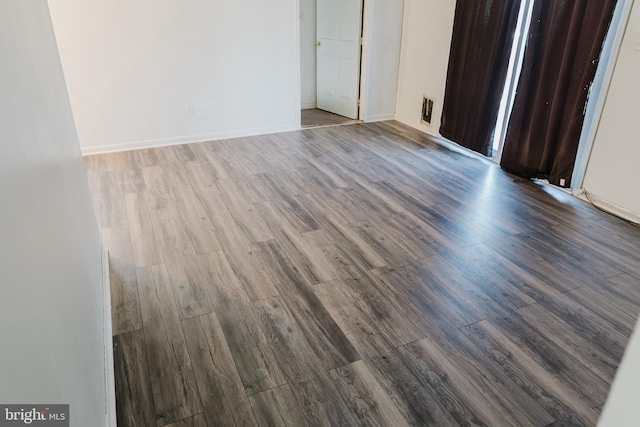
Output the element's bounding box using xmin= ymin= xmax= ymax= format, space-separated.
xmin=294 ymin=0 xmax=369 ymax=128
xmin=571 ymin=0 xmax=635 ymax=194
xmin=475 ymin=0 xmax=634 ymax=193
xmin=489 ymin=0 xmax=635 ymax=190
xmin=358 ymin=0 xmax=374 ymax=121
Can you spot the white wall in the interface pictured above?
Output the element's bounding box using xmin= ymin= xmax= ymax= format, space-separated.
xmin=48 ymin=0 xmax=299 ymax=154
xmin=300 ymin=0 xmax=317 ymax=109
xmin=582 ymin=0 xmax=640 ymax=223
xmin=50 ymin=0 xmax=404 ymax=151
xmin=0 ymin=1 xmax=108 ymax=425
xmin=599 ymin=317 xmax=640 ymax=426
xmin=394 ymin=0 xmax=456 ymax=133
xmin=588 ymin=2 xmax=640 ymax=422
xmin=361 ymin=0 xmax=405 ymax=121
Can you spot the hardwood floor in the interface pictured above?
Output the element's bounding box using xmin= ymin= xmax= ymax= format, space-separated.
xmin=84 ymin=121 xmax=640 ymax=426
xmin=301 ymin=109 xmax=359 ymax=128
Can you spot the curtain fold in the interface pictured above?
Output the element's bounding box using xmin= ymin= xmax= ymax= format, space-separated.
xmin=440 ymin=0 xmax=522 ymax=156
xmin=500 ymin=0 xmax=618 ymax=187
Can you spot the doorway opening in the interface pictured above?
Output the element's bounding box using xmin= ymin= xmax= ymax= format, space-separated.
xmin=489 ymin=0 xmax=626 ymax=192
xmin=301 ymin=108 xmax=360 ymax=128
xmin=299 ymin=0 xmax=364 ymax=128
xmin=490 ymin=0 xmax=535 ymax=161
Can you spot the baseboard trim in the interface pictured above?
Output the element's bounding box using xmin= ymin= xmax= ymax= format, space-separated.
xmin=301 ymin=103 xmax=317 ymax=110
xmin=394 ymin=115 xmax=440 ymax=138
xmin=395 ymin=116 xmax=639 ymax=220
xmin=394 ymin=115 xmax=498 ymax=167
xmin=583 ymin=191 xmax=640 ymax=224
xmin=102 ymin=249 xmax=116 ymax=427
xmin=364 ymin=113 xmax=396 ymax=122
xmin=81 ymin=125 xmax=298 ymax=155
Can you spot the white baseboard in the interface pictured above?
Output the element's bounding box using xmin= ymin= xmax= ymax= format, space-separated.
xmin=364 ymin=113 xmax=396 ymax=122
xmin=81 ymin=125 xmax=298 ymax=155
xmin=397 ymin=115 xmax=640 ymax=224
xmin=301 ymin=103 xmax=317 ymax=110
xmin=394 ymin=115 xmax=498 ymax=167
xmin=583 ymin=190 xmax=640 ymax=224
xmin=394 ymin=115 xmax=440 ymax=138
xmin=101 ymin=249 xmax=116 ymax=427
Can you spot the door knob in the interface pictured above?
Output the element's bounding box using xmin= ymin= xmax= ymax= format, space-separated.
xmin=315 ymin=41 xmax=321 ymax=47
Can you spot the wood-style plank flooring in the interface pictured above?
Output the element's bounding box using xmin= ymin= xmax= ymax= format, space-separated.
xmin=301 ymin=109 xmax=358 ymax=128
xmin=84 ymin=121 xmax=640 ymax=427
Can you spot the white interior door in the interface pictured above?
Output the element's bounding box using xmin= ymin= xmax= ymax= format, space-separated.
xmin=316 ymin=0 xmax=363 ymax=119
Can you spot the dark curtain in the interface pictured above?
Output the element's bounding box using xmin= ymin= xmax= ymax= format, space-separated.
xmin=500 ymin=0 xmax=617 ymax=187
xmin=440 ymin=0 xmax=522 ymax=156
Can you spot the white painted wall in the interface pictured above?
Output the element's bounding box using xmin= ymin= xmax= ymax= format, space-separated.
xmin=48 ymin=0 xmax=299 ymax=154
xmin=394 ymin=0 xmax=456 ymax=133
xmin=361 ymin=0 xmax=405 ymax=121
xmin=599 ymin=317 xmax=640 ymax=426
xmin=0 ymin=1 xmax=108 ymax=426
xmin=50 ymin=0 xmax=403 ymax=151
xmin=589 ymin=2 xmax=640 ymax=422
xmin=582 ymin=0 xmax=640 ymax=223
xmin=300 ymin=0 xmax=317 ymax=109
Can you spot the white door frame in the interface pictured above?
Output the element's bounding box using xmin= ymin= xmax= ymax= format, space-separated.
xmin=293 ymin=0 xmax=303 ymax=128
xmin=358 ymin=0 xmax=373 ymax=122
xmin=294 ymin=0 xmax=370 ymax=128
xmin=571 ymin=0 xmax=635 ymax=194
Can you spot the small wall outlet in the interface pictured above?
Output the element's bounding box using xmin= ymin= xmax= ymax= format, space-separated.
xmin=421 ymin=96 xmax=434 ymax=125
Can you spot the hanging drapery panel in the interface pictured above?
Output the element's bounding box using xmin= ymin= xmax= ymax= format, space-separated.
xmin=500 ymin=0 xmax=617 ymax=187
xmin=440 ymin=0 xmax=522 ymax=156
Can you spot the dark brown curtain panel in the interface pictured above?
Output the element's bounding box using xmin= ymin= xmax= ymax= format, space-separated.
xmin=500 ymin=0 xmax=617 ymax=187
xmin=440 ymin=0 xmax=522 ymax=156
